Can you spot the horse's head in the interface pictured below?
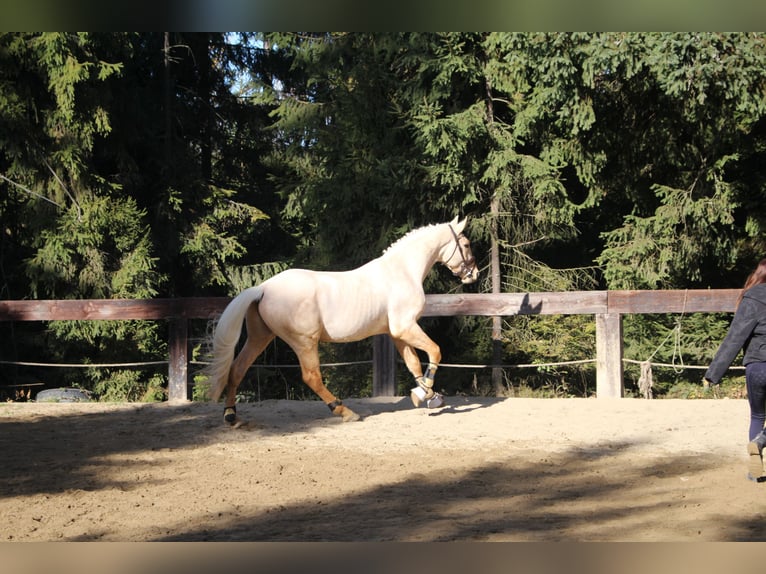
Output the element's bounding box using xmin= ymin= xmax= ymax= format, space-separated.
xmin=442 ymin=216 xmax=479 ymax=284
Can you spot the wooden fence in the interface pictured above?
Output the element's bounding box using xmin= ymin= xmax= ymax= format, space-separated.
xmin=0 ymin=289 xmax=742 ymax=402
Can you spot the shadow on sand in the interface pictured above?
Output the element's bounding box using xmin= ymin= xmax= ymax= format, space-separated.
xmin=2 ymin=398 xmax=764 ymax=542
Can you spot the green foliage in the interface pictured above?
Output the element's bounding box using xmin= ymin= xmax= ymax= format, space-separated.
xmin=663 ymin=379 xmax=746 ymax=400
xmin=226 ymin=261 xmax=292 ymax=295
xmin=2 ymin=33 xmax=231 ymax=398
xmin=621 ymin=312 xmax=736 ymax=397
xmin=179 ymin=186 xmax=270 ymax=289
xmin=3 ymin=32 xmax=766 ymax=401
xmin=26 ymin=194 xmax=159 ymax=299
xmin=92 ymin=370 xmax=166 ymax=402
xmin=598 ymin=181 xmax=738 ymax=289
xmin=591 ymin=33 xmax=766 ymax=289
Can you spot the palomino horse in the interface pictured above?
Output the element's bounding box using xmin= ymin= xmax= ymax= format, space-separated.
xmin=204 ymin=216 xmax=479 ymax=424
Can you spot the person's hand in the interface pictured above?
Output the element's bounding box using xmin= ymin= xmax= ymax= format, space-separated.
xmin=703 ymin=377 xmax=720 ymax=398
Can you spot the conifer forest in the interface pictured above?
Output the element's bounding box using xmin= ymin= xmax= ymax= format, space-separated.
xmin=2 ymin=33 xmax=765 ymax=400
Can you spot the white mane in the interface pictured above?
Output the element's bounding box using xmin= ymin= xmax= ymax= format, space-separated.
xmin=383 ymin=223 xmax=446 ymax=255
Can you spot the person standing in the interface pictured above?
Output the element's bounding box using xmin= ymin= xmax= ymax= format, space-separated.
xmin=704 ymin=258 xmax=766 ymax=482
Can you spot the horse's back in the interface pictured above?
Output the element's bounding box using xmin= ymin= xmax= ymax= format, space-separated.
xmin=260 ymin=268 xmax=323 ymax=311
xmin=260 ymin=267 xmax=390 ymax=342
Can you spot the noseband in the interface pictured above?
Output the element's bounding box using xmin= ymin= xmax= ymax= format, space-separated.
xmin=445 ymin=225 xmax=476 ymax=280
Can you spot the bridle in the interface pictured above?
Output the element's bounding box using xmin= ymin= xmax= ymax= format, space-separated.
xmin=444 ymin=225 xmax=476 ymax=281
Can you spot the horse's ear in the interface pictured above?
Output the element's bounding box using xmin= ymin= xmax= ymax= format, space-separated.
xmin=452 ymin=216 xmax=467 ymax=233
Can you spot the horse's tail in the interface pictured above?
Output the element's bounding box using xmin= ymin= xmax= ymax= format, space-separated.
xmin=204 ymin=285 xmax=265 ymax=402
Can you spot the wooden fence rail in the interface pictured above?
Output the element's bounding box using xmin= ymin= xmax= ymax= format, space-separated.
xmin=0 ymin=289 xmax=742 ymax=402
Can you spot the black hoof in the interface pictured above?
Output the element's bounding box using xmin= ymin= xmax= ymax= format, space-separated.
xmin=223 ymin=406 xmax=237 ymax=425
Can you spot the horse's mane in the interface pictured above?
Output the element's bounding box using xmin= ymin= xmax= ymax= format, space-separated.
xmin=383 ymin=222 xmax=446 ymax=255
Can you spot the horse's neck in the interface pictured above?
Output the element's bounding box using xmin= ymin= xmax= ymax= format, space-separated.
xmin=378 ymin=233 xmax=444 ymax=283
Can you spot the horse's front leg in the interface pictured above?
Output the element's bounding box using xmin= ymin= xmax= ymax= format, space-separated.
xmin=392 ymin=325 xmax=443 ymax=408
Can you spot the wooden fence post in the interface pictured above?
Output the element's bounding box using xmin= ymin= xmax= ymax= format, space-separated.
xmin=372 ymin=334 xmax=396 ymax=397
xmin=595 ymin=313 xmax=624 ymax=398
xmin=168 ymin=318 xmax=189 ymax=402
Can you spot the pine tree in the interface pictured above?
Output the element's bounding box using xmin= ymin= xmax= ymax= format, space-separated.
xmin=0 ymin=33 xmax=275 ymax=398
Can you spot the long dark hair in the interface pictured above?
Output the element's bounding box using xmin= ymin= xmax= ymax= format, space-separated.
xmin=738 ymin=258 xmax=766 ymax=306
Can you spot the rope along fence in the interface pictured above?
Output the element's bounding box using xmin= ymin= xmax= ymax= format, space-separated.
xmin=0 ymin=356 xmax=739 ymax=375
xmin=1 ymin=358 xmax=741 ymax=371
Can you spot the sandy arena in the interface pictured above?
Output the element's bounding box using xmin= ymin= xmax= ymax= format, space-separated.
xmin=2 ymin=396 xmax=766 ymax=542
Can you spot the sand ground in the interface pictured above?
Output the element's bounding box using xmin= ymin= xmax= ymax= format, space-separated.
xmin=2 ymin=396 xmax=765 ymax=542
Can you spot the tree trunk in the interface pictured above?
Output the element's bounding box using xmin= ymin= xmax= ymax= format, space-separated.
xmin=163 ymin=32 xmax=172 ymax=178
xmin=485 ymin=75 xmax=505 ymax=395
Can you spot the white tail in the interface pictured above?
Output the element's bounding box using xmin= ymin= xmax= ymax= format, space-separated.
xmin=205 ymin=286 xmax=265 ymax=401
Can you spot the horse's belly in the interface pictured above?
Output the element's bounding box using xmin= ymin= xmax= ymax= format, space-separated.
xmin=320 ymin=313 xmax=388 ymax=342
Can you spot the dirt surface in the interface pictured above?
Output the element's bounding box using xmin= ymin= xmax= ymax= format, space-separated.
xmin=2 ymin=396 xmax=766 ymax=542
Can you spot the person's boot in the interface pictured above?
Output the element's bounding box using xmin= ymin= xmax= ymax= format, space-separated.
xmin=747 ymin=431 xmax=766 ymax=481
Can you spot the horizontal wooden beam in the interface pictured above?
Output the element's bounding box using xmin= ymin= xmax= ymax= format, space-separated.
xmin=0 ymin=298 xmax=229 ymax=321
xmin=607 ymin=289 xmax=741 ymax=314
xmin=423 ymin=289 xmax=741 ymax=317
xmin=423 ymin=292 xmax=608 ymax=316
xmin=0 ymin=290 xmax=742 ymax=322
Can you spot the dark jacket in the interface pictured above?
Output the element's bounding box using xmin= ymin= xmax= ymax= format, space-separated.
xmin=705 ymin=283 xmax=766 ymax=385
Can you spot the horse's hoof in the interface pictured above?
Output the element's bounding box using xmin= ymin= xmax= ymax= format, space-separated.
xmin=223 ymin=406 xmax=237 ymax=425
xmin=426 ymin=393 xmax=444 ymax=409
xmin=342 ymin=409 xmax=361 ymax=422
xmin=334 ymin=404 xmax=361 ymax=422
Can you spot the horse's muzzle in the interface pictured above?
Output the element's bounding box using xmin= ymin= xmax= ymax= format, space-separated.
xmin=461 ymin=271 xmax=478 ymax=284
xmin=459 ymin=261 xmax=479 ymax=284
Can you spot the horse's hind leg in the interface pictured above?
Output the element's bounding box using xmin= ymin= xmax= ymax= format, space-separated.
xmin=223 ymin=306 xmax=274 ymax=425
xmin=295 ymin=344 xmax=361 ymax=422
